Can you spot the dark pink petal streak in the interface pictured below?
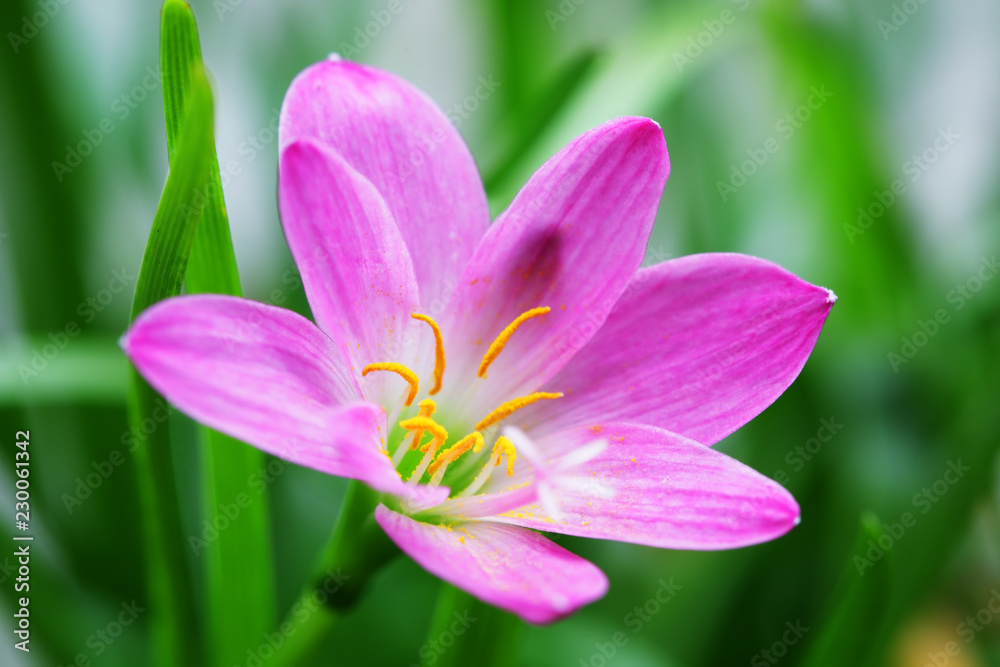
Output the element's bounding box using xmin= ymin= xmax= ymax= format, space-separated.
xmin=439 ymin=117 xmax=670 ymax=409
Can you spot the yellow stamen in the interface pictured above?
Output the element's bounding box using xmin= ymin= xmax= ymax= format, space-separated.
xmin=362 ymin=362 xmax=419 ymax=406
xmin=405 ymin=415 xmax=449 ymax=483
xmin=474 ymin=392 xmax=563 ymax=431
xmin=493 ymin=436 xmax=517 ymax=476
xmin=428 ymin=432 xmax=484 ymax=477
xmin=407 ymin=400 xmax=437 ymax=451
xmin=477 ymin=307 xmax=551 ymax=378
xmin=411 ymin=313 xmax=446 ymax=394
xmin=455 ymin=436 xmax=515 ymax=497
xmin=398 ymin=415 xmax=448 ymax=444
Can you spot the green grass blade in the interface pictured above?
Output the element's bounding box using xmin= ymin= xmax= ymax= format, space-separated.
xmin=799 ymin=513 xmax=891 ymax=667
xmin=160 ymin=2 xmax=276 ymax=666
xmin=127 ymin=65 xmax=216 ymax=667
xmin=130 ymin=65 xmax=214 ymax=318
xmin=161 ymin=0 xmax=241 ymax=296
xmin=197 ymin=430 xmax=276 ymax=667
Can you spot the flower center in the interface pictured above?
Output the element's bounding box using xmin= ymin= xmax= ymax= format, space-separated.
xmin=361 ymin=308 xmax=561 ymax=497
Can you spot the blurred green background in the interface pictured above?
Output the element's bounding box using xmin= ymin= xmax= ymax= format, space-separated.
xmin=2 ymin=0 xmax=999 ymax=665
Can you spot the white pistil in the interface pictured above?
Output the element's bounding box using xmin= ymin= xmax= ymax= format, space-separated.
xmin=502 ymin=425 xmax=611 ymax=520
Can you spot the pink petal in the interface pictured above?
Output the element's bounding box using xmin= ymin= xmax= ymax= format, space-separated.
xmin=522 ymin=253 xmax=835 ymax=445
xmin=121 ymin=295 xmax=412 ymax=496
xmin=279 ymin=58 xmax=490 ymax=308
xmin=278 ymin=139 xmax=422 ymax=403
xmin=374 ymin=505 xmax=607 ymax=624
xmin=429 ymin=485 xmax=539 ymax=521
xmin=494 ymin=422 xmax=800 ymax=550
xmin=439 ymin=117 xmax=669 ymax=408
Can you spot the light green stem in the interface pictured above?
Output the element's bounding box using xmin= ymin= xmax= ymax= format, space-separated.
xmin=269 ymin=481 xmax=399 ymax=667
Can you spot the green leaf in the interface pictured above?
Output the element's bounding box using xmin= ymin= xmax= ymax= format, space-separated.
xmin=129 ymin=65 xmax=214 ymax=319
xmin=799 ymin=513 xmax=891 ymax=667
xmin=127 ymin=63 xmax=216 ymax=667
xmin=160 ymin=0 xmax=241 ymax=296
xmin=159 ymin=3 xmax=276 ymax=666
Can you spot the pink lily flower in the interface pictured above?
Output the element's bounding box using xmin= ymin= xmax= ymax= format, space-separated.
xmin=122 ymin=57 xmax=835 ymax=624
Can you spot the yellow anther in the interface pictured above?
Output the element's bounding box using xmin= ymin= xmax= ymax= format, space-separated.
xmin=493 ymin=436 xmax=517 ymax=476
xmin=428 ymin=432 xmax=484 ymax=477
xmin=398 ymin=415 xmax=448 ymax=445
xmin=362 ymin=362 xmax=419 ymax=406
xmin=407 ymin=400 xmax=438 ymax=450
xmin=405 ymin=419 xmax=448 ymax=483
xmin=411 ymin=313 xmax=446 ymax=394
xmin=474 ymin=392 xmax=563 ymax=431
xmin=477 ymin=307 xmax=551 ymax=378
